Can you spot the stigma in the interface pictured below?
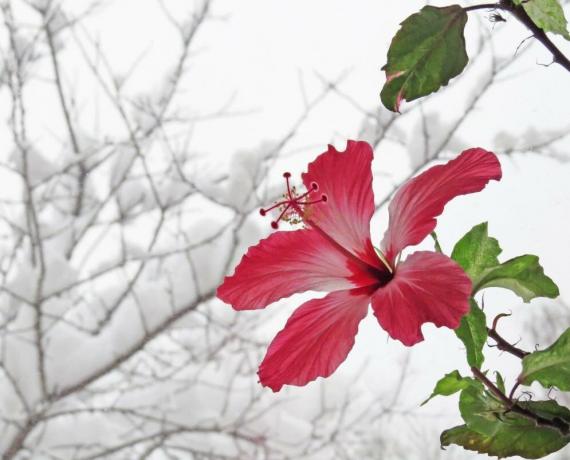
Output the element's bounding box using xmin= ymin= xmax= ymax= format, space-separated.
xmin=260 ymin=172 xmax=328 ymax=229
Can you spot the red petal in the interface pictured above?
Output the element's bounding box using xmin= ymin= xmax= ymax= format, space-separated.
xmin=217 ymin=229 xmax=379 ymax=311
xmin=301 ymin=140 xmax=382 ymax=270
xmin=258 ymin=287 xmax=372 ymax=391
xmin=381 ymin=148 xmax=502 ymax=262
xmin=371 ymin=251 xmax=471 ymax=346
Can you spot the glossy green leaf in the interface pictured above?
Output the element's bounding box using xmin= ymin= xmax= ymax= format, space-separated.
xmin=422 ymin=370 xmax=481 ymax=406
xmin=475 ymin=255 xmax=559 ymax=302
xmin=513 ymin=0 xmax=570 ymax=40
xmin=451 ymin=222 xmax=501 ymax=287
xmin=520 ymin=328 xmax=570 ymax=391
xmin=454 ymin=299 xmax=487 ymax=368
xmin=380 ymin=5 xmax=468 ymax=111
xmin=443 ymin=399 xmax=570 ymax=458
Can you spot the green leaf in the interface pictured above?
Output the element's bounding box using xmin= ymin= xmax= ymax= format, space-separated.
xmin=513 ymin=0 xmax=570 ymax=40
xmin=520 ymin=328 xmax=570 ymax=391
xmin=443 ymin=398 xmax=570 ymax=458
xmin=475 ymin=255 xmax=559 ymax=302
xmin=441 ymin=418 xmax=569 ymax=459
xmin=455 ymin=299 xmax=487 ymax=368
xmin=451 ymin=222 xmax=501 ymax=287
xmin=422 ymin=370 xmax=481 ymax=406
xmin=452 ymin=222 xmax=559 ymax=301
xmin=380 ymin=5 xmax=468 ymax=111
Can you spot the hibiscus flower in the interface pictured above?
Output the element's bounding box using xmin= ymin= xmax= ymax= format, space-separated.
xmin=217 ymin=140 xmax=501 ymax=392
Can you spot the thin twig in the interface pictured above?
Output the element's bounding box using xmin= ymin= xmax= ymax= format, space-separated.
xmin=466 ymin=1 xmax=570 ymax=73
xmin=487 ymin=327 xmax=529 ymax=359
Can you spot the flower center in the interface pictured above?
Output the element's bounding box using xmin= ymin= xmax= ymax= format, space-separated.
xmin=260 ymin=172 xmax=328 ymax=229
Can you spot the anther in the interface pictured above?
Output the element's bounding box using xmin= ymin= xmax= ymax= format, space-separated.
xmin=259 ymin=209 xmax=266 ymax=216
xmin=311 ymin=182 xmax=319 ymax=191
xmin=271 ymin=221 xmax=279 ymax=229
xmin=321 ymin=194 xmax=328 ymax=202
xmin=283 ymin=172 xmax=291 ymax=178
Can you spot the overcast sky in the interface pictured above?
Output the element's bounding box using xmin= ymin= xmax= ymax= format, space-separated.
xmin=2 ymin=0 xmax=569 ymax=458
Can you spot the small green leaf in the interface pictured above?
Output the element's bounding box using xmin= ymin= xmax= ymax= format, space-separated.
xmin=451 ymin=222 xmax=501 ymax=287
xmin=443 ymin=398 xmax=570 ymax=458
xmin=452 ymin=222 xmax=559 ymax=301
xmin=520 ymin=328 xmax=570 ymax=391
xmin=380 ymin=5 xmax=468 ymax=111
xmin=513 ymin=0 xmax=570 ymax=40
xmin=475 ymin=255 xmax=559 ymax=302
xmin=495 ymin=371 xmax=506 ymax=395
xmin=422 ymin=370 xmax=481 ymax=406
xmin=455 ymin=299 xmax=487 ymax=368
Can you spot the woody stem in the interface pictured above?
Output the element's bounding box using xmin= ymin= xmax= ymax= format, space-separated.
xmin=486 ymin=327 xmax=529 ymax=359
xmin=464 ymin=1 xmax=570 ymax=73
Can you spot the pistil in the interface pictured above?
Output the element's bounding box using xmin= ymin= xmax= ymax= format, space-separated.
xmin=260 ymin=172 xmax=327 ymax=229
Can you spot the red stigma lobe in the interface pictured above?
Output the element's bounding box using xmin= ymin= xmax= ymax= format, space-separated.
xmin=259 ymin=172 xmax=327 ymax=229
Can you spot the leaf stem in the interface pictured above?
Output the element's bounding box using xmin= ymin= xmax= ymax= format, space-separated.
xmin=471 ymin=366 xmax=570 ymax=436
xmin=464 ymin=1 xmax=570 ymax=73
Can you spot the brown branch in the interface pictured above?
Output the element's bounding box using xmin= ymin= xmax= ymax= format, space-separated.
xmin=501 ymin=0 xmax=570 ymax=73
xmin=464 ymin=3 xmax=501 ymax=11
xmin=2 ymin=416 xmax=42 ymax=460
xmin=471 ymin=367 xmax=570 ymax=437
xmin=1 ymin=2 xmax=49 ymax=399
xmin=2 ymin=289 xmax=215 ymax=459
xmin=466 ymin=1 xmax=570 ymax=73
xmin=487 ymin=327 xmax=529 ymax=359
xmin=42 ymin=7 xmax=87 ymax=218
xmin=51 ymin=289 xmax=215 ymax=400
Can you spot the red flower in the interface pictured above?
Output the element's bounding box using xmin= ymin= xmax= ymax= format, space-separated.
xmin=217 ymin=141 xmax=502 ymax=392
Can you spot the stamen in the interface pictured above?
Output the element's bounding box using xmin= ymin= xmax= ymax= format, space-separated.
xmin=258 ymin=172 xmax=328 ymax=229
xmin=260 ymin=199 xmax=289 ymax=215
